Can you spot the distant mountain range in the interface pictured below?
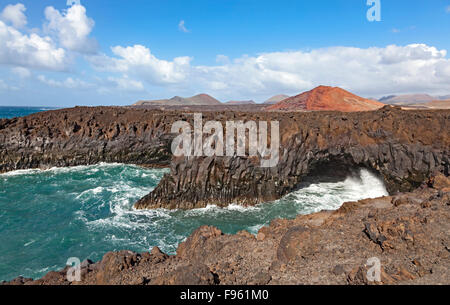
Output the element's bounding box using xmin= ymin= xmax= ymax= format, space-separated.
xmin=134 ymin=94 xmax=221 ymax=106
xmin=409 ymin=100 xmax=450 ymax=109
xmin=263 ymin=95 xmax=290 ymax=104
xmin=267 ymin=86 xmax=385 ymax=112
xmin=225 ymin=100 xmax=256 ymax=105
xmin=378 ymin=94 xmax=450 ymax=105
xmin=133 ymin=90 xmax=449 ymax=110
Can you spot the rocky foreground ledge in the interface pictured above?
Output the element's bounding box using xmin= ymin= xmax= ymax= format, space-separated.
xmin=4 ymin=174 xmax=449 ymax=285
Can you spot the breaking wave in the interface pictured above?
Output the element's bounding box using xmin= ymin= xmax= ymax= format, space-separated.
xmin=0 ymin=164 xmax=387 ymax=281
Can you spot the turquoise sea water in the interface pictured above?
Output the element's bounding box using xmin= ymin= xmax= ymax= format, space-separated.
xmin=0 ymin=106 xmax=57 ymax=119
xmin=0 ymin=163 xmax=388 ymax=281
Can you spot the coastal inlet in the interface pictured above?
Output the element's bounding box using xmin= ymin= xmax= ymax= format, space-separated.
xmin=0 ymin=163 xmax=388 ymax=281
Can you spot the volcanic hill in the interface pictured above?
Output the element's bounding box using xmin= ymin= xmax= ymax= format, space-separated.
xmin=267 ymin=86 xmax=385 ymax=112
xmin=134 ymin=94 xmax=221 ymax=106
xmin=263 ymin=94 xmax=290 ymax=104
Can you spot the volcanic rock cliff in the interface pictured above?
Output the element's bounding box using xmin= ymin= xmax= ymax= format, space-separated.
xmin=0 ymin=106 xmax=448 ymax=210
xmin=136 ymin=106 xmax=449 ymax=209
xmin=0 ymin=105 xmax=449 ymax=286
xmin=0 ymin=107 xmax=177 ymax=172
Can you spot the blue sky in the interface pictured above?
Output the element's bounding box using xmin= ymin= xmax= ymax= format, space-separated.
xmin=0 ymin=0 xmax=450 ymax=106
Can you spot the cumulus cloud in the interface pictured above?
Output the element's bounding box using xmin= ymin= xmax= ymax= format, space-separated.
xmin=178 ymin=20 xmax=189 ymax=33
xmin=37 ymin=73 xmax=145 ymax=95
xmin=200 ymin=44 xmax=449 ymax=97
xmin=67 ymin=0 xmax=81 ymax=5
xmin=1 ymin=1 xmax=449 ymax=100
xmin=89 ymin=43 xmax=450 ymax=99
xmin=105 ymin=76 xmax=145 ymax=92
xmin=0 ymin=20 xmax=67 ymax=71
xmin=89 ymin=45 xmax=192 ymax=84
xmin=0 ymin=3 xmax=27 ymax=28
xmin=0 ymin=79 xmax=8 ymax=90
xmin=0 ymin=79 xmax=18 ymax=91
xmin=216 ymin=55 xmax=230 ymax=64
xmin=37 ymin=75 xmax=92 ymax=89
xmin=11 ymin=66 xmax=31 ymax=78
xmin=44 ymin=4 xmax=97 ymax=53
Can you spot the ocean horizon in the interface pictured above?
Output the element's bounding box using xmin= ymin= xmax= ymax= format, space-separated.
xmin=0 ymin=106 xmax=59 ymax=120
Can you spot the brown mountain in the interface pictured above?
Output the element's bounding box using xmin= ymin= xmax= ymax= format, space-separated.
xmin=266 ymin=86 xmax=385 ymax=112
xmin=134 ymin=94 xmax=221 ymax=106
xmin=263 ymin=94 xmax=290 ymax=104
xmin=188 ymin=94 xmax=222 ymax=105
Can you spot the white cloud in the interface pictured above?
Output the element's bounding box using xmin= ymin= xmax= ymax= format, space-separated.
xmin=204 ymin=44 xmax=448 ymax=98
xmin=89 ymin=43 xmax=450 ymax=99
xmin=0 ymin=79 xmax=8 ymax=90
xmin=89 ymin=45 xmax=192 ymax=84
xmin=37 ymin=73 xmax=144 ymax=94
xmin=216 ymin=55 xmax=230 ymax=64
xmin=1 ymin=1 xmax=448 ymax=101
xmin=178 ymin=20 xmax=189 ymax=33
xmin=106 ymin=76 xmax=145 ymax=92
xmin=0 ymin=3 xmax=27 ymax=29
xmin=37 ymin=75 xmax=92 ymax=89
xmin=67 ymin=0 xmax=81 ymax=6
xmin=11 ymin=66 xmax=31 ymax=78
xmin=44 ymin=4 xmax=97 ymax=53
xmin=446 ymin=6 xmax=450 ymax=13
xmin=0 ymin=79 xmax=18 ymax=91
xmin=0 ymin=20 xmax=67 ymax=71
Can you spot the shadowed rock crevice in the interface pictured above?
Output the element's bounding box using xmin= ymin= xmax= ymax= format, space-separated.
xmin=136 ymin=141 xmax=448 ymax=209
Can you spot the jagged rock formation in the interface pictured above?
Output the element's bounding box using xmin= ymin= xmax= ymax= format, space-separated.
xmin=136 ymin=106 xmax=449 ymax=209
xmin=4 ymin=174 xmax=449 ymax=285
xmin=0 ymin=107 xmax=178 ymax=172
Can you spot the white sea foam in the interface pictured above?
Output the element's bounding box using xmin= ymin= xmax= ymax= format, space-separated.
xmin=24 ymin=240 xmax=36 ymax=247
xmin=0 ymin=168 xmax=42 ymax=176
xmin=0 ymin=162 xmax=152 ymax=177
xmin=284 ymin=168 xmax=388 ymax=215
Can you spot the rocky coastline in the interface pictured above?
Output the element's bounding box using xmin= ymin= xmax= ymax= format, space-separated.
xmin=1 ymin=106 xmax=448 ymax=209
xmin=137 ymin=106 xmax=449 ymax=209
xmin=0 ymin=106 xmax=449 ymax=285
xmin=3 ymin=174 xmax=449 ymax=285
